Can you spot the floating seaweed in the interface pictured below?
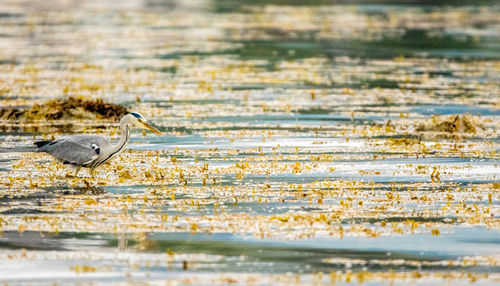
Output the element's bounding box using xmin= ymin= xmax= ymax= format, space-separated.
xmin=416 ymin=114 xmax=484 ymax=134
xmin=0 ymin=96 xmax=128 ymax=121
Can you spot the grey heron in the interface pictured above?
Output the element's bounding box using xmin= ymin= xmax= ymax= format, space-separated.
xmin=34 ymin=112 xmax=161 ymax=178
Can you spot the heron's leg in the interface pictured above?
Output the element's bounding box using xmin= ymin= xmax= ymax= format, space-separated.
xmin=74 ymin=166 xmax=81 ymax=177
xmin=66 ymin=165 xmax=80 ymax=178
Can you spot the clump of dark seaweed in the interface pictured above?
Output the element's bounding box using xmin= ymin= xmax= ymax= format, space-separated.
xmin=416 ymin=114 xmax=483 ymax=134
xmin=0 ymin=96 xmax=128 ymax=121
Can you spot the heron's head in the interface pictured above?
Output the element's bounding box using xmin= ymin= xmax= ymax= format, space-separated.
xmin=127 ymin=112 xmax=162 ymax=135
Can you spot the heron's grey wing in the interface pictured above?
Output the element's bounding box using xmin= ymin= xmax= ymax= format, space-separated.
xmin=39 ymin=135 xmax=111 ymax=166
xmin=63 ymin=135 xmax=112 ymax=154
xmin=39 ymin=140 xmax=98 ymax=165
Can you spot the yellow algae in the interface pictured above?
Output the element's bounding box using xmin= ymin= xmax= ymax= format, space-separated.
xmin=70 ymin=265 xmax=98 ymax=273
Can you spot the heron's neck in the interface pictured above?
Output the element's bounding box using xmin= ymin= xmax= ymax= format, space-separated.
xmin=111 ymin=124 xmax=130 ymax=155
xmin=90 ymin=123 xmax=130 ymax=169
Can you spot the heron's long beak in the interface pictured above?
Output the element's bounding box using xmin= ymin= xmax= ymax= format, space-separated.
xmin=141 ymin=121 xmax=162 ymax=135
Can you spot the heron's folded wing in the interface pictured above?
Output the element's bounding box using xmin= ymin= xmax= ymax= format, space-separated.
xmin=42 ymin=140 xmax=98 ymax=165
xmin=66 ymin=135 xmax=111 ymax=149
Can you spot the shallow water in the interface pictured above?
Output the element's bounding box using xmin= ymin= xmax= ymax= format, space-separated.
xmin=0 ymin=0 xmax=499 ymax=285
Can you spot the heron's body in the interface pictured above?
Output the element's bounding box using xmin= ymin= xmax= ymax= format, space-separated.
xmin=34 ymin=113 xmax=160 ymax=178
